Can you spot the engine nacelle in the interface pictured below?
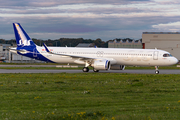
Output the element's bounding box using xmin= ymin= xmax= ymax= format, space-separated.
xmin=92 ymin=60 xmax=110 ymax=70
xmin=110 ymin=65 xmax=125 ymax=70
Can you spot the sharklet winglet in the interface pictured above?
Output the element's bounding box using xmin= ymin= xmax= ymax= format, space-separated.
xmin=43 ymin=43 xmax=51 ymax=53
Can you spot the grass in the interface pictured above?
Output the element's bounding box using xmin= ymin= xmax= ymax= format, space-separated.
xmin=0 ymin=67 xmax=84 ymax=70
xmin=0 ymin=73 xmax=180 ymax=119
xmin=126 ymin=65 xmax=180 ymax=70
xmin=0 ymin=63 xmax=60 ymax=65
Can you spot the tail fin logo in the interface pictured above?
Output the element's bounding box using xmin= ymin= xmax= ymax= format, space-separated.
xmin=13 ymin=23 xmax=33 ymax=47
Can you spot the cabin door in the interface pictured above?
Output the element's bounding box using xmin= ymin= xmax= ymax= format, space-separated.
xmin=153 ymin=51 xmax=158 ymax=60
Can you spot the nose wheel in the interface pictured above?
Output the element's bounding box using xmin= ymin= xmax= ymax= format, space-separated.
xmin=155 ymin=66 xmax=159 ymax=74
xmin=155 ymin=70 xmax=159 ymax=74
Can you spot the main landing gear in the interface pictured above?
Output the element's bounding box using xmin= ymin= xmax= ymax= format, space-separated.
xmin=82 ymin=62 xmax=90 ymax=72
xmin=82 ymin=67 xmax=89 ymax=72
xmin=93 ymin=68 xmax=99 ymax=72
xmin=155 ymin=66 xmax=159 ymax=74
xmin=82 ymin=62 xmax=99 ymax=72
xmin=82 ymin=67 xmax=99 ymax=72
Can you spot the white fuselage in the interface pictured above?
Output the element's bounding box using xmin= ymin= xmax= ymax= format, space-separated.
xmin=11 ymin=23 xmax=178 ymax=73
xmin=36 ymin=46 xmax=178 ymax=66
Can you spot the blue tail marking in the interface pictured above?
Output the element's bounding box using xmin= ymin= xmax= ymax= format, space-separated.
xmin=12 ymin=23 xmax=55 ymax=63
xmin=13 ymin=23 xmax=35 ymax=47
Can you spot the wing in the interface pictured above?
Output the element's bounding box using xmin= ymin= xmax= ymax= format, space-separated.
xmin=43 ymin=43 xmax=97 ymax=61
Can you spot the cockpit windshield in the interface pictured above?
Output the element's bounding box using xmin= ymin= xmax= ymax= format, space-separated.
xmin=163 ymin=53 xmax=173 ymax=57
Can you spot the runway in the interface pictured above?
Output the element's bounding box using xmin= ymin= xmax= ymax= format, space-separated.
xmin=0 ymin=69 xmax=180 ymax=74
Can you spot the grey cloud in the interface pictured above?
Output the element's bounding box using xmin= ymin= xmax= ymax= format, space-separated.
xmin=1 ymin=14 xmax=180 ymax=40
xmin=0 ymin=7 xmax=144 ymax=15
xmin=62 ymin=7 xmax=144 ymax=14
xmin=0 ymin=0 xmax=151 ymax=7
xmin=0 ymin=0 xmax=179 ymax=41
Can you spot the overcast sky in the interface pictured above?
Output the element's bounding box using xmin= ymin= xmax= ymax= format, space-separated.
xmin=0 ymin=0 xmax=180 ymax=41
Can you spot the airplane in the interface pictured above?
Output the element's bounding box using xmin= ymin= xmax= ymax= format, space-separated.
xmin=10 ymin=23 xmax=178 ymax=74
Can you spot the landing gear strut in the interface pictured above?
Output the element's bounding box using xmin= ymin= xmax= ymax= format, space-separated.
xmin=82 ymin=62 xmax=90 ymax=72
xmin=155 ymin=66 xmax=159 ymax=74
xmin=82 ymin=67 xmax=89 ymax=72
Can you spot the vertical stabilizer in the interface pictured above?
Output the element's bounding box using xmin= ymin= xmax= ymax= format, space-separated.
xmin=13 ymin=23 xmax=35 ymax=47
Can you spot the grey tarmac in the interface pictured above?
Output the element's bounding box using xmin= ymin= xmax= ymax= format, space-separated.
xmin=0 ymin=69 xmax=180 ymax=74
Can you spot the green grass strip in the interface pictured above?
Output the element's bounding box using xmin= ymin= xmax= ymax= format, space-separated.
xmin=0 ymin=73 xmax=180 ymax=119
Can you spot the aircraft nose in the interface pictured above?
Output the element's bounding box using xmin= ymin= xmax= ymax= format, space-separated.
xmin=173 ymin=57 xmax=179 ymax=64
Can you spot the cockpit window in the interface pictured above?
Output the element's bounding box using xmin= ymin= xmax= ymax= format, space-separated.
xmin=163 ymin=53 xmax=172 ymax=57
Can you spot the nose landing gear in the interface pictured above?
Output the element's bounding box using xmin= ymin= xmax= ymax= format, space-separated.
xmin=155 ymin=66 xmax=159 ymax=74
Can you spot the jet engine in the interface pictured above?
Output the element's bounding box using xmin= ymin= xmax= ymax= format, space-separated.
xmin=110 ymin=65 xmax=125 ymax=70
xmin=92 ymin=60 xmax=110 ymax=70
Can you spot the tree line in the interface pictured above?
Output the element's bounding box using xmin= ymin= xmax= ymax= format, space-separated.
xmin=0 ymin=38 xmax=141 ymax=48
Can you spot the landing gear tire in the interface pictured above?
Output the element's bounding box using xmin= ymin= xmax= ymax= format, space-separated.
xmin=93 ymin=68 xmax=99 ymax=72
xmin=82 ymin=67 xmax=89 ymax=72
xmin=155 ymin=66 xmax=159 ymax=74
xmin=155 ymin=70 xmax=159 ymax=74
